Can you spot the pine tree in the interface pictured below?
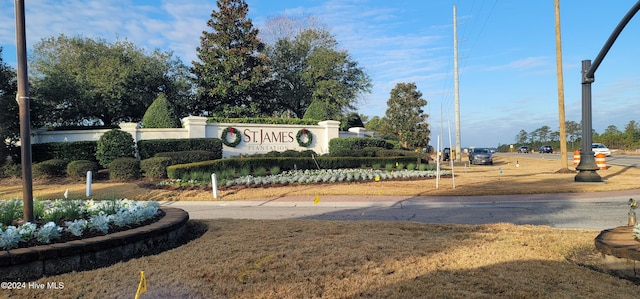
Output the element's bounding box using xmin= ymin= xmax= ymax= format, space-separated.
xmin=192 ymin=0 xmax=269 ymax=117
xmin=382 ymin=83 xmax=430 ymax=149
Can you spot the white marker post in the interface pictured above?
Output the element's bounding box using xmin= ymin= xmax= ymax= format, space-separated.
xmin=211 ymin=173 xmax=218 ymax=199
xmin=86 ymin=171 xmax=92 ymax=197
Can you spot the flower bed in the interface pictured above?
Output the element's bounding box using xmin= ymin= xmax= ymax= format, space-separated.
xmin=0 ymin=199 xmax=160 ymax=251
xmin=224 ymin=168 xmax=446 ymax=188
xmin=0 ymin=206 xmax=189 ymax=281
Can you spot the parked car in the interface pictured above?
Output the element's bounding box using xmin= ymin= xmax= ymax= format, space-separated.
xmin=539 ymin=145 xmax=553 ymax=153
xmin=469 ymin=148 xmax=493 ymax=165
xmin=592 ymin=143 xmax=611 ymax=156
xmin=442 ymin=147 xmax=451 ymax=161
xmin=517 ymin=146 xmax=530 ymax=153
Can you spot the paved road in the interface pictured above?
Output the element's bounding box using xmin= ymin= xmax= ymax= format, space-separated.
xmin=500 ymin=152 xmax=640 ymax=167
xmin=161 ymin=189 xmax=640 ymax=231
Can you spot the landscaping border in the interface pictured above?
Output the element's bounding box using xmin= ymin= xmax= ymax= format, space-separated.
xmin=594 ymin=226 xmax=640 ymax=278
xmin=0 ymin=207 xmax=189 ymax=281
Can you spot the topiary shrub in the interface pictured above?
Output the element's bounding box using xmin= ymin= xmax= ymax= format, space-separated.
xmin=140 ymin=156 xmax=172 ymax=178
xmin=66 ymin=160 xmax=99 ymax=179
xmin=32 ymin=159 xmax=68 ymax=178
xmin=96 ymin=129 xmax=136 ymax=168
xmin=108 ymin=157 xmax=141 ymax=180
xmin=141 ymin=93 xmax=181 ymax=128
xmin=303 ymin=99 xmax=331 ymax=120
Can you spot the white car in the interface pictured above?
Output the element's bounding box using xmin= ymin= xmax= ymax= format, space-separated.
xmin=591 ymin=143 xmax=611 ymax=157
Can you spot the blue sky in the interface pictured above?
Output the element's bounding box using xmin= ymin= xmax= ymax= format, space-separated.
xmin=1 ymin=0 xmax=640 ymax=148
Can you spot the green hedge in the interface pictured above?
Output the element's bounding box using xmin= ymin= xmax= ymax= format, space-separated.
xmin=66 ymin=160 xmax=100 ymax=179
xmin=137 ymin=138 xmax=222 ymax=160
xmin=328 ymin=138 xmax=393 ymax=153
xmin=154 ymin=150 xmax=218 ymax=165
xmin=140 ymin=157 xmax=172 ymax=179
xmin=32 ymin=159 xmax=68 ymax=178
xmin=31 ymin=141 xmax=98 ymax=163
xmin=167 ymin=156 xmax=424 ymax=179
xmin=108 ymin=157 xmax=141 ymax=180
xmin=207 ymin=117 xmax=320 ymax=125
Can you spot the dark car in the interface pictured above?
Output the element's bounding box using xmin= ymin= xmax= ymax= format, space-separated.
xmin=442 ymin=147 xmax=451 ymax=161
xmin=517 ymin=146 xmax=529 ymax=153
xmin=469 ymin=148 xmax=493 ymax=165
xmin=539 ymin=145 xmax=553 ymax=153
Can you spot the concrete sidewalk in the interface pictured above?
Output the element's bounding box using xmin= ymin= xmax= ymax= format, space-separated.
xmin=161 ymin=189 xmax=640 ymax=231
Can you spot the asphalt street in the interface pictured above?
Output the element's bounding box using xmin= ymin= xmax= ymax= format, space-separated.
xmin=161 ymin=189 xmax=640 ymax=231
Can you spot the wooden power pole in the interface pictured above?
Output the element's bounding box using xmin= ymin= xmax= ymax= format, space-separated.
xmin=554 ymin=0 xmax=569 ymax=172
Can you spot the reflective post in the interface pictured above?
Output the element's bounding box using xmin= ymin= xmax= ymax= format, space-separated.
xmin=86 ymin=171 xmax=93 ymax=197
xmin=212 ymin=173 xmax=218 ymax=199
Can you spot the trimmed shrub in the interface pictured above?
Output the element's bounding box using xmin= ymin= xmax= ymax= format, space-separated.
xmin=140 ymin=157 xmax=172 ymax=178
xmin=141 ymin=93 xmax=181 ymax=128
xmin=108 ymin=157 xmax=141 ymax=180
xmin=137 ymin=138 xmax=222 ymax=160
xmin=66 ymin=160 xmax=99 ymax=179
xmin=32 ymin=141 xmax=98 ymax=163
xmin=166 ymin=156 xmax=422 ymax=179
xmin=154 ymin=150 xmax=217 ymax=165
xmin=0 ymin=162 xmax=21 ymax=178
xmin=96 ymin=129 xmax=136 ymax=168
xmin=303 ymin=99 xmax=332 ymax=120
xmin=328 ymin=138 xmax=393 ymax=153
xmin=207 ymin=117 xmax=319 ymax=126
xmin=32 ymin=159 xmax=68 ymax=178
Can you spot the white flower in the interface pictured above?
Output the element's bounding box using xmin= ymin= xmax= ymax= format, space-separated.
xmin=18 ymin=222 xmax=37 ymax=239
xmin=0 ymin=226 xmax=23 ymax=250
xmin=35 ymin=222 xmax=62 ymax=243
xmin=89 ymin=212 xmax=111 ymax=234
xmin=65 ymin=219 xmax=89 ymax=237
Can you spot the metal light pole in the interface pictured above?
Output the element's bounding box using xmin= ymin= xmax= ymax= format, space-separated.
xmin=14 ymin=0 xmax=34 ymax=221
xmin=575 ymin=1 xmax=640 ymax=182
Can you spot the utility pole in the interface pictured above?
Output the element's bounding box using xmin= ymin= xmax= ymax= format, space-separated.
xmin=554 ymin=0 xmax=569 ymax=171
xmin=14 ymin=0 xmax=34 ymax=222
xmin=453 ymin=5 xmax=462 ymax=162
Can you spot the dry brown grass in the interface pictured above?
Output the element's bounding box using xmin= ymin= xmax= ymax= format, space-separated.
xmin=4 ymin=220 xmax=639 ymax=298
xmin=2 ymin=155 xmax=640 ymax=298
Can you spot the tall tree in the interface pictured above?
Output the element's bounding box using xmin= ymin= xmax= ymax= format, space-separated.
xmin=192 ymin=0 xmax=270 ymax=117
xmin=30 ymin=35 xmax=191 ymax=126
xmin=534 ymin=125 xmax=551 ymax=142
xmin=365 ymin=116 xmax=384 ymax=132
xmin=565 ymin=120 xmax=581 ymax=147
xmin=515 ymin=130 xmax=528 ymax=145
xmin=264 ymin=16 xmax=371 ymax=118
xmin=381 ymin=83 xmax=429 ymax=149
xmin=0 ymin=47 xmax=19 ymax=161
